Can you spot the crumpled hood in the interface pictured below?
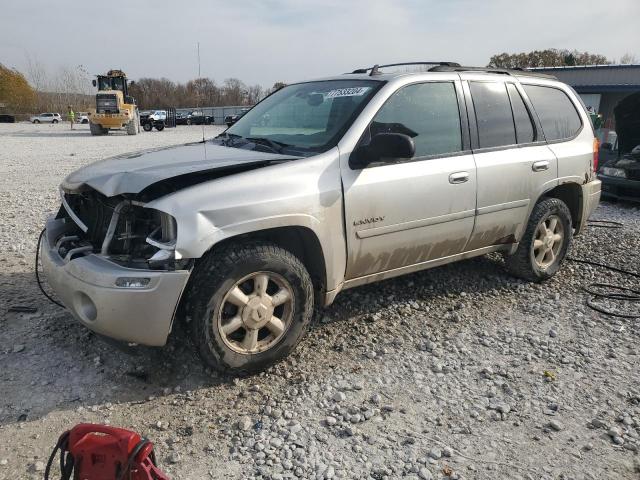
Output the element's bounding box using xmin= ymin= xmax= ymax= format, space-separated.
xmin=614 ymin=92 xmax=640 ymax=155
xmin=62 ymin=141 xmax=299 ymax=197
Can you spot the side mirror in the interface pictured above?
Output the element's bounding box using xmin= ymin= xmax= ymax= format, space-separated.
xmin=92 ymin=79 xmax=97 ymax=87
xmin=352 ymin=133 xmax=415 ymax=168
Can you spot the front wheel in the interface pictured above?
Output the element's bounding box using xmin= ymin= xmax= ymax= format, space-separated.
xmin=33 ymin=120 xmax=40 ymax=124
xmin=185 ymin=242 xmax=314 ymax=374
xmin=142 ymin=123 xmax=153 ymax=132
xmin=126 ymin=115 xmax=138 ymax=135
xmin=52 ymin=119 xmax=58 ymax=124
xmin=155 ymin=123 xmax=165 ymax=131
xmin=504 ymin=198 xmax=572 ymax=282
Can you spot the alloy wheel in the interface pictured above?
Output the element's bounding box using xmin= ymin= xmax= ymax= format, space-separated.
xmin=216 ymin=271 xmax=294 ymax=354
xmin=533 ymin=214 xmax=564 ymax=269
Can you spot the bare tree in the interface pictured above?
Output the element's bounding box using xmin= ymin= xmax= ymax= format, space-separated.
xmin=619 ymin=53 xmax=639 ymax=64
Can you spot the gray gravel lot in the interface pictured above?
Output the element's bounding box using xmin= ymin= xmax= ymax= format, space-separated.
xmin=0 ymin=122 xmax=639 ymax=479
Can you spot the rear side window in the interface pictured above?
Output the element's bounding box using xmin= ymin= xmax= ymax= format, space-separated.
xmin=370 ymin=82 xmax=462 ymax=157
xmin=507 ymin=84 xmax=535 ymax=144
xmin=470 ymin=82 xmax=516 ymax=148
xmin=522 ymin=85 xmax=582 ymax=141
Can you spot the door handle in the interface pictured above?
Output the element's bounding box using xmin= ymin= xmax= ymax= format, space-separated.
xmin=449 ymin=171 xmax=469 ymax=184
xmin=532 ymin=160 xmax=550 ymax=172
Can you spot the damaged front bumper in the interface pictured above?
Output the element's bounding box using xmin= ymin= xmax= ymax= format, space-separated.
xmin=41 ymin=217 xmax=190 ymax=346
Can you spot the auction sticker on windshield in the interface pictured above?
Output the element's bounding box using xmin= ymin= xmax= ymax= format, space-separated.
xmin=325 ymin=87 xmax=371 ymax=98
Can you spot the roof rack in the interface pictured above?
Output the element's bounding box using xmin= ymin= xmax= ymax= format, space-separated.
xmin=428 ymin=65 xmax=557 ymax=79
xmin=351 ymin=62 xmax=461 ymax=76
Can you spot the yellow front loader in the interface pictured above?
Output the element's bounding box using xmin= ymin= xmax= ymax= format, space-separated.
xmin=88 ymin=69 xmax=139 ymax=136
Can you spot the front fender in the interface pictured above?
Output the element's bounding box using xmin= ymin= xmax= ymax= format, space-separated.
xmin=145 ymin=149 xmax=346 ymax=292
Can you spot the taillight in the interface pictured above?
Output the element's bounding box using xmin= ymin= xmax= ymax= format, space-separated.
xmin=593 ymin=138 xmax=599 ymax=173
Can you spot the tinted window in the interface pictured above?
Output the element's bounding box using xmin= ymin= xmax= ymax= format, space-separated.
xmin=470 ymin=82 xmax=516 ymax=148
xmin=523 ymin=85 xmax=582 ymax=141
xmin=369 ymin=82 xmax=462 ymax=157
xmin=507 ymin=84 xmax=535 ymax=143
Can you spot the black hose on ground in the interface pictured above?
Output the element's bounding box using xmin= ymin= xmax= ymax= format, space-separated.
xmin=35 ymin=228 xmax=65 ymax=308
xmin=567 ymin=219 xmax=640 ymax=319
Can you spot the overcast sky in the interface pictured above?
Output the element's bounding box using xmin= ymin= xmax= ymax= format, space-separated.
xmin=1 ymin=0 xmax=638 ymax=88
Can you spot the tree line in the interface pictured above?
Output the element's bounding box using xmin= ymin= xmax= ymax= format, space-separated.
xmin=128 ymin=77 xmax=285 ymax=110
xmin=487 ymin=48 xmax=637 ymax=69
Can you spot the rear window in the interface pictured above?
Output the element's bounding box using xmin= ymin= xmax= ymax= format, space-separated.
xmin=522 ymin=85 xmax=582 ymax=141
xmin=469 ymin=82 xmax=516 ymax=148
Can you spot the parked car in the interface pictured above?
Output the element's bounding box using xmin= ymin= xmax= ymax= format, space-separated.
xmin=175 ymin=111 xmax=187 ymax=124
xmin=0 ymin=114 xmax=15 ymax=123
xmin=138 ymin=110 xmax=151 ymax=124
xmin=76 ymin=112 xmax=89 ymax=124
xmin=224 ymin=108 xmax=250 ymax=127
xmin=41 ymin=62 xmax=601 ymax=374
xmin=177 ymin=110 xmax=212 ymax=125
xmin=148 ymin=110 xmax=167 ymax=122
xmin=30 ymin=113 xmax=62 ymax=123
xmin=598 ymin=92 xmax=640 ymax=201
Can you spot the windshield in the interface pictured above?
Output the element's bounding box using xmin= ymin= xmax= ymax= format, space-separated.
xmin=218 ymin=80 xmax=383 ymax=156
xmin=97 ymin=76 xmax=125 ymax=91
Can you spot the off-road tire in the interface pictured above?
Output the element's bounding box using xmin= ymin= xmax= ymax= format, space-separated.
xmin=126 ymin=114 xmax=138 ymax=135
xmin=142 ymin=123 xmax=153 ymax=132
xmin=155 ymin=124 xmax=165 ymax=131
xmin=89 ymin=122 xmax=107 ymax=136
xmin=504 ymin=197 xmax=572 ymax=282
xmin=186 ymin=242 xmax=314 ymax=374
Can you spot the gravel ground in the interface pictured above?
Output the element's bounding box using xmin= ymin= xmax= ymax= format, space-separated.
xmin=1 ymin=122 xmax=639 ymax=479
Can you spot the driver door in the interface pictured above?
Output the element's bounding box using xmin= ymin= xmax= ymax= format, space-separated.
xmin=341 ymin=80 xmax=477 ymax=281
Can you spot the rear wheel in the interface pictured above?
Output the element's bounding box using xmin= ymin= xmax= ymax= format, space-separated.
xmin=33 ymin=120 xmax=40 ymax=124
xmin=52 ymin=119 xmax=58 ymax=124
xmin=155 ymin=123 xmax=165 ymax=131
xmin=89 ymin=122 xmax=107 ymax=136
xmin=504 ymin=198 xmax=572 ymax=282
xmin=186 ymin=242 xmax=314 ymax=374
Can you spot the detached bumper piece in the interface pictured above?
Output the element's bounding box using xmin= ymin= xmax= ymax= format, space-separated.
xmin=41 ymin=217 xmax=189 ymax=346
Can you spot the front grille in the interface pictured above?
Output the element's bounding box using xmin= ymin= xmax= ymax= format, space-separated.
xmin=96 ymin=94 xmax=118 ymax=114
xmin=62 ymin=191 xmax=166 ymax=262
xmin=64 ymin=192 xmax=117 ymax=245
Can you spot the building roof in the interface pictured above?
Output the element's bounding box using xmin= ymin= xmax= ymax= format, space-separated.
xmin=528 ymin=64 xmax=640 ymax=92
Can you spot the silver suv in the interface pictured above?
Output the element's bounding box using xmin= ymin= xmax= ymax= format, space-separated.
xmin=41 ymin=62 xmax=601 ymax=373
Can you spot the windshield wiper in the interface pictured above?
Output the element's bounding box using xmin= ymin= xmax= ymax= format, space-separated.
xmin=245 ymin=137 xmax=291 ymax=154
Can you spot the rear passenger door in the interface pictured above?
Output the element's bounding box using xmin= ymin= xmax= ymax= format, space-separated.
xmin=461 ymin=76 xmax=558 ymax=250
xmin=520 ymin=84 xmax=590 ymax=184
